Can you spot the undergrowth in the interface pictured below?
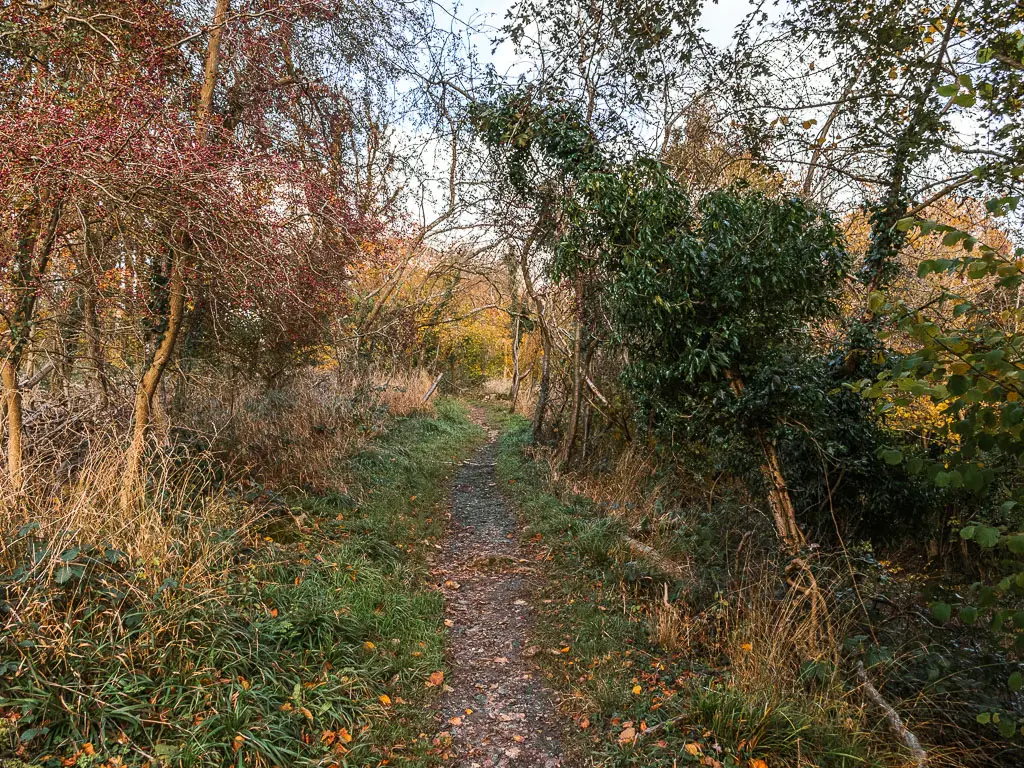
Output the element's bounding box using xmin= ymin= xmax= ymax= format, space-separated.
xmin=1 ymin=399 xmax=482 ymax=767
xmin=492 ymin=411 xmax=896 ymax=768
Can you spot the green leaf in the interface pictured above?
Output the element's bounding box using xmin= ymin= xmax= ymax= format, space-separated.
xmin=959 ymin=606 xmax=978 ymax=625
xmin=931 ymin=602 xmax=952 ymax=623
xmin=881 ymin=449 xmax=904 ymax=465
xmin=977 ymin=712 xmax=992 ymax=725
xmin=960 ymin=525 xmax=977 ymax=541
xmin=999 ymin=717 xmax=1017 ymax=739
xmin=1009 ymin=672 xmax=1023 ymax=692
xmin=948 ymin=374 xmax=969 ymax=396
xmin=975 ymin=526 xmax=1001 ymax=548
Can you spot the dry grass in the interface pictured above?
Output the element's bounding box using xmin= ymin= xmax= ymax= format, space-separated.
xmin=562 ymin=443 xmax=665 ymax=525
xmin=370 ymin=366 xmax=438 ymax=416
xmin=0 ymin=435 xmax=252 ymax=586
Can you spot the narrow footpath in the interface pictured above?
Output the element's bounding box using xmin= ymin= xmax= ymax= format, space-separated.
xmin=434 ymin=416 xmax=565 ymax=767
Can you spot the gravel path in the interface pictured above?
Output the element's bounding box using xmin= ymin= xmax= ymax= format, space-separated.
xmin=434 ymin=417 xmax=565 ymax=767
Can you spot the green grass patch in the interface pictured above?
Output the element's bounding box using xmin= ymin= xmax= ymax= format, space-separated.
xmin=492 ymin=413 xmax=886 ymax=768
xmin=1 ymin=399 xmax=483 ymax=767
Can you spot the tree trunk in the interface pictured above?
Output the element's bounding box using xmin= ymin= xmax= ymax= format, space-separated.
xmin=1 ymin=360 xmax=24 ymax=494
xmin=758 ymin=431 xmax=805 ymax=550
xmin=727 ymin=369 xmax=804 ymax=549
xmin=532 ymin=343 xmax=550 ymax=441
xmin=121 ymin=262 xmax=186 ymax=509
xmin=509 ymin=310 xmax=522 ymax=413
xmin=121 ymin=0 xmax=229 ymax=509
xmin=561 ymin=319 xmax=584 ymax=463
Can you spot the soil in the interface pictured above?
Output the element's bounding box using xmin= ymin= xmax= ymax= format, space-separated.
xmin=434 ymin=416 xmax=566 ymax=767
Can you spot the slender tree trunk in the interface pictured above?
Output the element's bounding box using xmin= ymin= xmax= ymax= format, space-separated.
xmin=1 ymin=360 xmax=23 ymax=494
xmin=532 ymin=342 xmax=550 ymax=441
xmin=121 ymin=263 xmax=186 ymax=509
xmin=121 ymin=0 xmax=229 ymax=509
xmin=757 ymin=430 xmax=805 ymax=549
xmin=561 ymin=319 xmax=584 ymax=463
xmin=727 ymin=369 xmax=804 ymax=549
xmin=509 ymin=310 xmax=522 ymax=413
xmin=3 ymin=194 xmax=61 ymax=495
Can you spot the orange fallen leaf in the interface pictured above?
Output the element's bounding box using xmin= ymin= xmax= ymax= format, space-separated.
xmin=749 ymin=760 xmax=768 ymax=768
xmin=684 ymin=742 xmax=701 ymax=756
xmin=618 ymin=726 xmax=636 ymax=745
xmin=379 ymin=694 xmax=392 ymax=706
xmin=631 ymin=684 xmax=642 ymax=695
xmin=339 ymin=727 xmax=353 ymax=743
xmin=426 ymin=671 xmax=444 ymax=687
xmin=448 ymin=716 xmax=462 ymax=726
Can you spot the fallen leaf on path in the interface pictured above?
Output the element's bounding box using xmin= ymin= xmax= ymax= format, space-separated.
xmin=448 ymin=716 xmax=462 ymax=726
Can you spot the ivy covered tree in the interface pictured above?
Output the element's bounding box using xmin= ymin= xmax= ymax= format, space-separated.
xmin=475 ymin=93 xmax=850 ymax=547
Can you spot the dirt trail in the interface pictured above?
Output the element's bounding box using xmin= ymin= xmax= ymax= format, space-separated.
xmin=434 ymin=415 xmax=565 ymax=767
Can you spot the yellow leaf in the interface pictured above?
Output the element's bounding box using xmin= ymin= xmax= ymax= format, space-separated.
xmin=299 ymin=706 xmax=314 ymax=723
xmin=750 ymin=760 xmax=769 ymax=768
xmin=339 ymin=727 xmax=353 ymax=743
xmin=741 ymin=642 xmax=753 ymax=652
xmin=379 ymin=694 xmax=392 ymax=706
xmin=631 ymin=685 xmax=642 ymax=695
xmin=685 ymin=742 xmax=701 ymax=756
xmin=363 ymin=641 xmax=376 ymax=651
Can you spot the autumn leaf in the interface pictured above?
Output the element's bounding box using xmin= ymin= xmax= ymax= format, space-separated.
xmin=338 ymin=727 xmax=353 ymax=743
xmin=684 ymin=742 xmax=701 ymax=756
xmin=749 ymin=759 xmax=769 ymax=768
xmin=617 ymin=726 xmax=636 ymax=745
xmin=379 ymin=694 xmax=392 ymax=706
xmin=579 ymin=716 xmax=590 ymax=729
xmin=631 ymin=684 xmax=642 ymax=695
xmin=426 ymin=671 xmax=444 ymax=687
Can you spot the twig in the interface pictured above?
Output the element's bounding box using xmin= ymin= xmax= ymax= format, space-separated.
xmin=856 ymin=661 xmax=928 ymax=767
